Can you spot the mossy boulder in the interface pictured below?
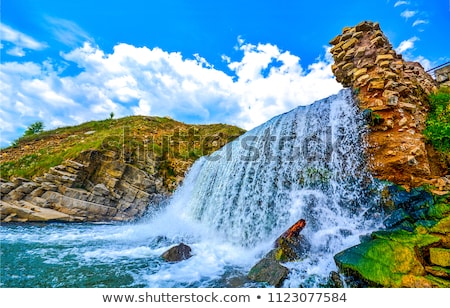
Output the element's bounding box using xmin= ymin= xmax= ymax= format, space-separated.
xmin=429 ymin=248 xmax=450 ymax=267
xmin=334 ymin=228 xmax=444 ymax=287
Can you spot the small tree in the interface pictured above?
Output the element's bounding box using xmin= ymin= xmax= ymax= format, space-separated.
xmin=109 ymin=112 xmax=115 ymax=120
xmin=24 ymin=121 xmax=44 ymax=136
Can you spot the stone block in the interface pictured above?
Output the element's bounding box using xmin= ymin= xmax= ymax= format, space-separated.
xmin=355 ymin=21 xmax=374 ymax=32
xmin=430 ymin=248 xmax=450 ymax=268
xmin=329 ymin=34 xmax=341 ymax=45
xmin=355 ymin=47 xmax=366 ymax=58
xmin=342 ymin=37 xmax=358 ymax=50
xmin=399 ymin=102 xmax=417 ymax=112
xmin=352 ymin=31 xmax=363 ymax=39
xmin=353 ymin=68 xmax=367 ymax=80
xmin=1 ymin=182 xmax=16 ymax=195
xmin=371 ymin=36 xmax=386 ymax=46
xmin=376 ymin=54 xmax=394 ymax=64
xmin=368 ymin=80 xmax=385 ymax=91
xmin=342 ymin=62 xmax=354 ymax=71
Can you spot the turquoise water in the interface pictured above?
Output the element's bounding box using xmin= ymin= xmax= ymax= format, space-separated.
xmin=1 ymin=222 xmax=262 ymax=288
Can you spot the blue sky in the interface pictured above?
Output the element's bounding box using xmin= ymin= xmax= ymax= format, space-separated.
xmin=1 ymin=0 xmax=449 ymax=147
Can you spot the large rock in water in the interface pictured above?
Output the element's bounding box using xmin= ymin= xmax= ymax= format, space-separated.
xmin=334 ymin=224 xmax=450 ymax=287
xmin=247 ymin=219 xmax=309 ymax=286
xmin=247 ymin=251 xmax=290 ymax=287
xmin=161 ymin=243 xmax=192 ymax=262
xmin=273 ymin=219 xmax=310 ymax=262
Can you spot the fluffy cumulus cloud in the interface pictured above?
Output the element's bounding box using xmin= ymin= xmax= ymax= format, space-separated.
xmin=0 ymin=38 xmax=341 ymax=146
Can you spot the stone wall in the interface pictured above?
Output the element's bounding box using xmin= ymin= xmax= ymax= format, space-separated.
xmin=329 ymin=20 xmax=447 ymax=189
xmin=435 ymin=64 xmax=450 ymax=88
xmin=0 ymin=150 xmax=168 ymax=222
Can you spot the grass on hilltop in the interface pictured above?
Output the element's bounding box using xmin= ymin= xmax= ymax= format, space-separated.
xmin=0 ymin=115 xmax=245 ymax=183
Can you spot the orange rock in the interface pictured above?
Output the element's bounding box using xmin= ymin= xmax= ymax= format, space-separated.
xmin=281 ymin=219 xmax=306 ymax=240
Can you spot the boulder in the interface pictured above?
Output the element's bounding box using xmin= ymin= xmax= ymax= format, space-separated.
xmin=161 ymin=243 xmax=192 ymax=262
xmin=334 ymin=227 xmax=447 ymax=287
xmin=273 ymin=219 xmax=310 ymax=262
xmin=248 ymin=219 xmax=309 ymax=286
xmin=247 ymin=251 xmax=289 ymax=287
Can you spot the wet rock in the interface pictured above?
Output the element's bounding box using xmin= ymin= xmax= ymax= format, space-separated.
xmin=329 ymin=271 xmax=344 ymax=288
xmin=247 ymin=251 xmax=289 ymax=287
xmin=383 ymin=208 xmax=411 ymax=228
xmin=161 ymin=243 xmax=192 ymax=262
xmin=274 ymin=219 xmax=310 ymax=262
xmin=247 ymin=219 xmax=309 ymax=287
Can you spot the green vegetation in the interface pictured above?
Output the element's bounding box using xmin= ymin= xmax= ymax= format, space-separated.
xmin=0 ymin=116 xmax=245 ymax=187
xmin=423 ymin=88 xmax=450 ymax=152
xmin=24 ymin=121 xmax=45 ymax=137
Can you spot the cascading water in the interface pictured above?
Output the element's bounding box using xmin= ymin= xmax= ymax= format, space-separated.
xmin=0 ymin=88 xmax=382 ymax=288
xmin=150 ymin=87 xmax=382 ymax=286
xmin=182 ymin=88 xmax=378 ymax=247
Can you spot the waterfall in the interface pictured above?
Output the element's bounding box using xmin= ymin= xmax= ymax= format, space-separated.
xmin=0 ymin=88 xmax=383 ymax=288
xmin=169 ymin=88 xmax=381 ymax=252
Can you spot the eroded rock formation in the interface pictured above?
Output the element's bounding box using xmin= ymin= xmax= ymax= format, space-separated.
xmin=1 ymin=150 xmax=167 ymax=222
xmin=329 ymin=20 xmax=446 ymax=189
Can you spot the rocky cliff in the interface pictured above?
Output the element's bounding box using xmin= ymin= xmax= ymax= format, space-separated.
xmin=0 ymin=116 xmax=245 ymax=222
xmin=329 ymin=20 xmax=447 ymax=190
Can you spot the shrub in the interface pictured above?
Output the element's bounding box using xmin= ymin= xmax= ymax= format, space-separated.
xmin=24 ymin=121 xmax=45 ymax=136
xmin=423 ymin=88 xmax=450 ymax=152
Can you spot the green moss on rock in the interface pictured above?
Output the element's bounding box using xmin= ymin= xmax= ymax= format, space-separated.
xmin=334 ymin=238 xmax=425 ymax=287
xmin=430 ymin=215 xmax=450 ymax=234
xmin=334 ymin=227 xmax=443 ymax=287
xmin=429 ymin=248 xmax=450 ymax=267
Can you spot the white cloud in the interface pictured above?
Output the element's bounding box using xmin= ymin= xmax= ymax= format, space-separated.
xmin=45 ymin=16 xmax=93 ymax=47
xmin=0 ymin=22 xmax=47 ymax=56
xmin=0 ymin=42 xmax=341 ymax=147
xmin=394 ymin=1 xmax=409 ymax=7
xmin=411 ymin=56 xmax=432 ymax=71
xmin=401 ymin=9 xmax=417 ymax=19
xmin=412 ymin=19 xmax=429 ymax=27
xmin=395 ymin=36 xmax=419 ymax=54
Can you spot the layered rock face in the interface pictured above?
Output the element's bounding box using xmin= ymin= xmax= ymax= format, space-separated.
xmin=1 ymin=150 xmax=167 ymax=222
xmin=329 ymin=21 xmax=445 ymax=189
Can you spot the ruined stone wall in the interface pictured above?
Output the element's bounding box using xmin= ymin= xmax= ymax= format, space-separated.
xmin=435 ymin=64 xmax=450 ymax=88
xmin=329 ymin=21 xmax=447 ymax=189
